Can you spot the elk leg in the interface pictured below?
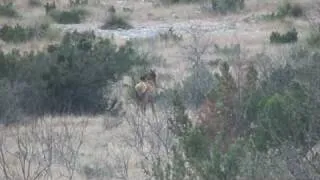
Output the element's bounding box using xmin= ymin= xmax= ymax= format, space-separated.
xmin=151 ymin=102 xmax=157 ymax=120
xmin=142 ymin=103 xmax=147 ymax=116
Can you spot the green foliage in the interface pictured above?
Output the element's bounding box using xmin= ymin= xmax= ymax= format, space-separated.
xmin=245 ymin=65 xmax=314 ymax=151
xmin=253 ymin=90 xmax=309 ymax=150
xmin=0 ymin=2 xmax=19 ymax=17
xmin=0 ymin=31 xmax=148 ymax=116
xmin=270 ymin=28 xmax=298 ymax=44
xmin=49 ymin=8 xmax=88 ymax=24
xmin=211 ymin=0 xmax=245 ymax=13
xmin=0 ymin=23 xmax=49 ymax=43
xmin=101 ymin=14 xmax=132 ymax=30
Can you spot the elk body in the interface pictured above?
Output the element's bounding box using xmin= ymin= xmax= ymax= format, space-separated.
xmin=134 ymin=70 xmax=158 ymax=118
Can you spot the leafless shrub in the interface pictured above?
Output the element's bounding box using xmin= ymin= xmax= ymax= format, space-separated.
xmin=111 ymin=146 xmax=131 ymax=180
xmin=122 ymin=109 xmax=175 ymax=177
xmin=53 ymin=117 xmax=87 ymax=180
xmin=179 ymin=26 xmax=215 ymax=69
xmin=0 ymin=125 xmax=51 ymax=180
xmin=0 ymin=116 xmax=88 ymax=180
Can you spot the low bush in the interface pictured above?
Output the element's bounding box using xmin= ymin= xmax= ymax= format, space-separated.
xmin=0 ymin=23 xmax=50 ymax=43
xmin=49 ymin=8 xmax=88 ymax=24
xmin=211 ymin=0 xmax=245 ymax=13
xmin=0 ymin=2 xmax=19 ymax=17
xmin=0 ymin=31 xmax=149 ymax=117
xmin=101 ymin=14 xmax=132 ymax=30
xmin=270 ymin=28 xmax=298 ymax=44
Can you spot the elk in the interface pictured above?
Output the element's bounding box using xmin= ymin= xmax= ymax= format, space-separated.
xmin=134 ymin=69 xmax=158 ymax=118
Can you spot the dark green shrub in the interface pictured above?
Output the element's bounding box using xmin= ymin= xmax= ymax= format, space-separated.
xmin=49 ymin=8 xmax=88 ymax=24
xmin=0 ymin=31 xmax=148 ymax=115
xmin=290 ymin=3 xmax=303 ymax=17
xmin=244 ymin=63 xmax=320 ymax=151
xmin=100 ymin=14 xmax=132 ymax=30
xmin=263 ymin=2 xmax=303 ymax=20
xmin=211 ymin=0 xmax=245 ymax=13
xmin=270 ymin=28 xmax=298 ymax=44
xmin=0 ymin=24 xmax=34 ymax=43
xmin=0 ymin=23 xmax=49 ymax=43
xmin=0 ymin=2 xmax=19 ymax=17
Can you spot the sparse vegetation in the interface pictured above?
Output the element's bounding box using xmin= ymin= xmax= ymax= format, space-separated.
xmin=270 ymin=28 xmax=298 ymax=43
xmin=49 ymin=8 xmax=88 ymax=24
xmin=0 ymin=2 xmax=19 ymax=17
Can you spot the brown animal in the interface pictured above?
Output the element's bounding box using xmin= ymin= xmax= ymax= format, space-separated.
xmin=134 ymin=70 xmax=157 ymax=118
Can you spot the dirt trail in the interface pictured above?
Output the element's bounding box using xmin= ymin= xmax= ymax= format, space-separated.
xmin=53 ymin=18 xmax=239 ymax=40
